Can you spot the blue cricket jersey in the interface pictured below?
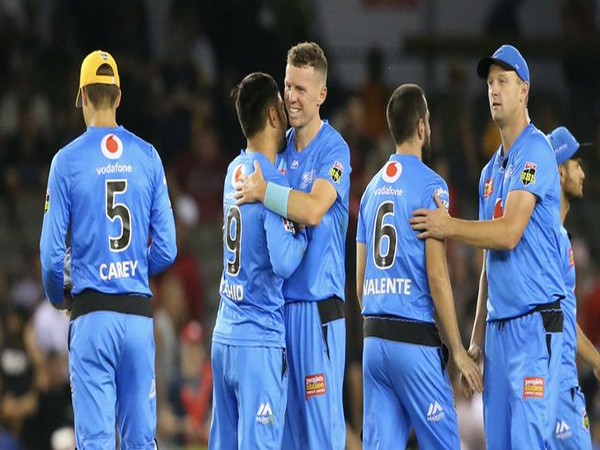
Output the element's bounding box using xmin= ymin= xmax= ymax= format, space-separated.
xmin=558 ymin=226 xmax=578 ymax=390
xmin=357 ymin=154 xmax=450 ymax=322
xmin=478 ymin=124 xmax=565 ymax=320
xmin=279 ymin=122 xmax=351 ymax=303
xmin=213 ymin=151 xmax=308 ymax=348
xmin=40 ymin=126 xmax=177 ymax=307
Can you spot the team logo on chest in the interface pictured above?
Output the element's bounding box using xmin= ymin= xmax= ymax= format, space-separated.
xmin=493 ymin=198 xmax=504 ymax=219
xmin=101 ymin=134 xmax=123 ymax=160
xmin=484 ymin=179 xmax=493 ymax=199
xmin=520 ymin=162 xmax=537 ymax=186
xmin=382 ymin=161 xmax=402 ymax=183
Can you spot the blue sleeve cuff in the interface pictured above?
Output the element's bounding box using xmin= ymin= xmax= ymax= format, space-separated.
xmin=264 ymin=182 xmax=291 ymax=218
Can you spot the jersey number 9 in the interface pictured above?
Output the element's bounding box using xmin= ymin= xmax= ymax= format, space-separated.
xmin=226 ymin=206 xmax=242 ymax=276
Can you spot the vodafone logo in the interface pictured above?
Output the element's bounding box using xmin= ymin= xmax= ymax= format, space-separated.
xmin=101 ymin=134 xmax=123 ymax=160
xmin=382 ymin=161 xmax=402 ymax=183
xmin=231 ymin=164 xmax=245 ymax=188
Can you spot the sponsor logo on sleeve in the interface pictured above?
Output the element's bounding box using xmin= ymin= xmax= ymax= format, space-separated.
xmin=305 ymin=373 xmax=326 ymax=399
xmin=44 ymin=190 xmax=50 ymax=214
xmin=329 ymin=161 xmax=344 ymax=184
xmin=569 ymin=248 xmax=575 ymax=268
xmin=520 ymin=162 xmax=537 ymax=186
xmin=523 ymin=376 xmax=544 ymax=399
xmin=101 ymin=134 xmax=123 ymax=160
xmin=583 ymin=408 xmax=590 ymax=431
xmin=434 ymin=187 xmax=449 ymax=209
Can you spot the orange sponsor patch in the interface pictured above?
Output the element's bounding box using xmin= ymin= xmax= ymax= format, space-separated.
xmin=305 ymin=374 xmax=326 ymax=400
xmin=523 ymin=377 xmax=545 ymax=399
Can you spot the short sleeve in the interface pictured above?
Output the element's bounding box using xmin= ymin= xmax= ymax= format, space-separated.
xmin=507 ymin=135 xmax=556 ymax=200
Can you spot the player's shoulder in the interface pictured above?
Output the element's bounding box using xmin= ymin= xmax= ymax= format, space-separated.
xmin=522 ymin=125 xmax=553 ymax=155
xmin=118 ymin=126 xmax=156 ymax=155
xmin=321 ymin=121 xmax=350 ymax=150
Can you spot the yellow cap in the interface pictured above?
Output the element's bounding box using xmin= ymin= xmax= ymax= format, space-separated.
xmin=75 ymin=50 xmax=120 ymax=107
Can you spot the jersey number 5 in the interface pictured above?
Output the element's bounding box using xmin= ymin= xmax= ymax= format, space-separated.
xmin=106 ymin=180 xmax=131 ymax=252
xmin=226 ymin=206 xmax=242 ymax=276
xmin=373 ymin=201 xmax=397 ymax=269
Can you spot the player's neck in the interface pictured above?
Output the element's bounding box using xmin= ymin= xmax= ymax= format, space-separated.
xmin=246 ymin=136 xmax=277 ymax=164
xmin=294 ymin=118 xmax=323 ymax=152
xmin=86 ymin=110 xmax=118 ymax=128
xmin=498 ymin=119 xmax=529 ymax=155
xmin=395 ymin=139 xmax=422 ymax=160
xmin=498 ymin=111 xmax=529 ymax=155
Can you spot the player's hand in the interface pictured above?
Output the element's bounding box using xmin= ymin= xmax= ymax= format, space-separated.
xmin=593 ymin=367 xmax=600 ymax=382
xmin=409 ymin=193 xmax=451 ymax=240
xmin=454 ymin=349 xmax=483 ymax=399
xmin=235 ymin=161 xmax=267 ymax=205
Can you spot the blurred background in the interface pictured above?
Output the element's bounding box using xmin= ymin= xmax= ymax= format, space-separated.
xmin=1 ymin=0 xmax=599 ymax=448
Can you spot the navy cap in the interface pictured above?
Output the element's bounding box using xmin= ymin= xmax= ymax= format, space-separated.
xmin=477 ymin=44 xmax=530 ymax=83
xmin=548 ymin=126 xmax=587 ymax=166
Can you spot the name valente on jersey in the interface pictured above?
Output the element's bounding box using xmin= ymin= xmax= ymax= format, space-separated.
xmin=99 ymin=260 xmax=138 ymax=281
xmin=96 ymin=162 xmax=133 ymax=175
xmin=363 ymin=277 xmax=412 ymax=296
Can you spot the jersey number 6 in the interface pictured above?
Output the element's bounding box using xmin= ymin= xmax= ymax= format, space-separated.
xmin=373 ymin=201 xmax=397 ymax=269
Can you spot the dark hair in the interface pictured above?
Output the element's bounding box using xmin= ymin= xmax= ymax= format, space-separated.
xmin=85 ymin=63 xmax=120 ymax=108
xmin=287 ymin=42 xmax=328 ymax=80
xmin=386 ymin=83 xmax=427 ymax=146
xmin=231 ymin=72 xmax=280 ymax=139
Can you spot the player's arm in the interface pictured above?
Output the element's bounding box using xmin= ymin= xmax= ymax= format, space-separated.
xmin=148 ymin=150 xmax=177 ymax=277
xmin=264 ymin=211 xmax=308 ymax=279
xmin=426 ymin=237 xmax=483 ymax=394
xmin=411 ymin=190 xmax=535 ymax=250
xmin=356 ymin=243 xmax=366 ymax=309
xmin=468 ymin=253 xmax=488 ymax=363
xmin=39 ymin=153 xmax=71 ymax=309
xmin=235 ymin=161 xmax=336 ymax=226
xmin=576 ymin=323 xmax=600 ymax=381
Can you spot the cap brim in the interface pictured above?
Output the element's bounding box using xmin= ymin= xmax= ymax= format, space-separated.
xmin=477 ymin=57 xmax=517 ymax=79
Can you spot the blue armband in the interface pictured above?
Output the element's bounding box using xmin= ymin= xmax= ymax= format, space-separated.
xmin=264 ymin=182 xmax=291 ymax=218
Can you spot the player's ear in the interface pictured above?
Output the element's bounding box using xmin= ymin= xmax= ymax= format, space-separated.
xmin=558 ymin=164 xmax=566 ymax=183
xmin=268 ymin=105 xmax=278 ymax=128
xmin=416 ymin=118 xmax=425 ymax=140
xmin=317 ymin=85 xmax=327 ymax=107
xmin=115 ymin=89 xmax=122 ymax=109
xmin=520 ymin=81 xmax=529 ymax=104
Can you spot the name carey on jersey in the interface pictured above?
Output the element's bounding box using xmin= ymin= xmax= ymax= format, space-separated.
xmin=99 ymin=260 xmax=139 ymax=281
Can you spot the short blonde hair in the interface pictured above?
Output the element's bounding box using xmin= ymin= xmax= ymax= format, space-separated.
xmin=287 ymin=42 xmax=328 ymax=82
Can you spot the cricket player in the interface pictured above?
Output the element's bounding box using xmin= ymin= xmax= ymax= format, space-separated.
xmin=236 ymin=42 xmax=350 ymax=449
xmin=548 ymin=126 xmax=600 ymax=449
xmin=40 ymin=50 xmax=177 ymax=449
xmin=410 ymin=44 xmax=566 ymax=449
xmin=209 ymin=72 xmax=308 ymax=450
xmin=357 ymin=83 xmax=482 ymax=449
